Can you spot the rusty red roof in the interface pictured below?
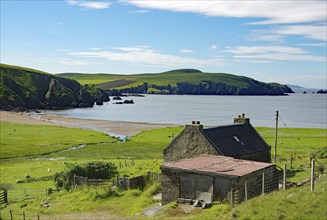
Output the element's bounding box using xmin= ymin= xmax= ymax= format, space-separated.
xmin=162 ymin=155 xmax=274 ymax=177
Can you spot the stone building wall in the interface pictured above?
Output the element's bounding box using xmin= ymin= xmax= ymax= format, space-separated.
xmin=163 ymin=125 xmax=219 ymax=162
xmin=162 ymin=169 xmax=180 ymax=205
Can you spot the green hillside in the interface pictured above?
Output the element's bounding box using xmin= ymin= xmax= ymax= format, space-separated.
xmin=0 ymin=64 xmax=109 ymax=110
xmin=60 ymin=69 xmax=293 ymax=95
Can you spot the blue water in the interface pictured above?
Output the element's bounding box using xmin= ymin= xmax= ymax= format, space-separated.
xmin=43 ymin=93 xmax=327 ymax=128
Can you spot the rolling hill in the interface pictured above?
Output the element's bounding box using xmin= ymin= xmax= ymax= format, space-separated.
xmin=59 ymin=69 xmax=293 ymax=95
xmin=0 ymin=64 xmax=109 ymax=110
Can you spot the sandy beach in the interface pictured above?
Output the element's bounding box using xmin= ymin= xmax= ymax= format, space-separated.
xmin=0 ymin=111 xmax=178 ymax=136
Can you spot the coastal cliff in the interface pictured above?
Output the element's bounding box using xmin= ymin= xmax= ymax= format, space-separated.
xmin=0 ymin=64 xmax=109 ymax=110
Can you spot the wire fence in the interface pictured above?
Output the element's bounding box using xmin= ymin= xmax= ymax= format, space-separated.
xmin=230 ymin=159 xmax=326 ymax=206
xmin=231 ymin=168 xmax=283 ymax=205
xmin=0 ymin=209 xmax=41 ymax=220
xmin=0 ymin=188 xmax=54 ymax=206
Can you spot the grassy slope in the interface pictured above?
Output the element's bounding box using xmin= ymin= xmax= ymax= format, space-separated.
xmin=58 ymin=73 xmax=124 ymax=85
xmin=0 ymin=122 xmax=115 ymax=159
xmin=1 ymin=64 xmax=65 ymax=95
xmin=60 ymin=70 xmax=264 ymax=89
xmin=0 ymin=122 xmax=326 ymax=219
xmin=0 ymin=64 xmax=83 ymax=109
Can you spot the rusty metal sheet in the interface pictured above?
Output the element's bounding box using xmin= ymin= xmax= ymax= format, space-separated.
xmin=162 ymin=155 xmax=273 ymax=177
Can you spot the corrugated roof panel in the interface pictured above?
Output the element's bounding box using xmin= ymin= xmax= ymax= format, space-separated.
xmin=162 ymin=155 xmax=274 ymax=177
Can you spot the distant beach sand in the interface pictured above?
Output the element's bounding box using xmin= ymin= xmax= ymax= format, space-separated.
xmin=0 ymin=111 xmax=178 ymax=136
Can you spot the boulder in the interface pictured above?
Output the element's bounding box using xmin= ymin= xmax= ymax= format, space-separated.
xmin=113 ymin=96 xmax=122 ymax=100
xmin=123 ymin=100 xmax=134 ymax=104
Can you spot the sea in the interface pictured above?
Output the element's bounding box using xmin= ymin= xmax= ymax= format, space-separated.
xmin=43 ymin=93 xmax=327 ymax=129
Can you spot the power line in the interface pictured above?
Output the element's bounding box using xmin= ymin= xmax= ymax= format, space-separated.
xmin=279 ymin=113 xmax=288 ymax=128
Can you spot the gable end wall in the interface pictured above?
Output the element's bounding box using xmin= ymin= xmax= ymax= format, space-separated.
xmin=163 ymin=125 xmax=219 ymax=162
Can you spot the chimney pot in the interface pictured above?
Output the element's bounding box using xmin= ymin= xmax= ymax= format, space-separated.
xmin=234 ymin=114 xmax=250 ymax=124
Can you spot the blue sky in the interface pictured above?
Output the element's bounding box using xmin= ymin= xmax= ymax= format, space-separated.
xmin=1 ymin=0 xmax=326 ymax=88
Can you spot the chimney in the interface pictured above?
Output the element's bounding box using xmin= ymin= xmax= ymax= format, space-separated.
xmin=186 ymin=120 xmax=203 ymax=131
xmin=234 ymin=113 xmax=250 ymax=124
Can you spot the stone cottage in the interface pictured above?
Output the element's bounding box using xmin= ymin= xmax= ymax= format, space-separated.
xmin=164 ymin=114 xmax=271 ymax=163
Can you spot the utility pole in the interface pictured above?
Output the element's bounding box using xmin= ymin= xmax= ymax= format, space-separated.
xmin=274 ymin=111 xmax=279 ymax=164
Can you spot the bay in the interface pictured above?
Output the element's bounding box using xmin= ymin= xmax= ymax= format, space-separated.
xmin=43 ymin=93 xmax=327 ymax=128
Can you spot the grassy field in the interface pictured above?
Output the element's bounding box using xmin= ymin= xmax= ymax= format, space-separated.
xmin=60 ymin=70 xmax=257 ymax=89
xmin=0 ymin=122 xmax=115 ymax=159
xmin=0 ymin=122 xmax=326 ymax=219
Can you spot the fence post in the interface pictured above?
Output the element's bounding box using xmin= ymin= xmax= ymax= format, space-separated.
xmin=4 ymin=189 xmax=8 ymax=203
xmin=10 ymin=210 xmax=13 ymax=220
xmin=311 ymin=159 xmax=315 ymax=191
xmin=23 ymin=211 xmax=25 ymax=220
xmin=283 ymin=164 xmax=287 ymax=190
xmin=244 ymin=181 xmax=248 ymax=201
xmin=47 ymin=188 xmax=52 ymax=196
xmin=37 ymin=214 xmax=40 ymax=220
xmin=262 ymin=171 xmax=265 ymax=195
xmin=230 ymin=189 xmax=234 ymax=206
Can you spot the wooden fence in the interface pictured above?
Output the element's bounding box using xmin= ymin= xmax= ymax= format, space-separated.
xmin=0 ymin=209 xmax=41 ymax=220
xmin=0 ymin=189 xmax=8 ymax=204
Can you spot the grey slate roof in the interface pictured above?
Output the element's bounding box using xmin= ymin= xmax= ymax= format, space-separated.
xmin=203 ymin=123 xmax=269 ymax=157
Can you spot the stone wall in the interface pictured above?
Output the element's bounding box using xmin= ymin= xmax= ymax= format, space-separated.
xmin=161 ymin=169 xmax=180 ymax=205
xmin=163 ymin=125 xmax=219 ymax=162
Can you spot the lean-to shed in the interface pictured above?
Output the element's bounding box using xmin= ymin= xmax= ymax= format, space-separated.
xmin=161 ymin=155 xmax=280 ymax=205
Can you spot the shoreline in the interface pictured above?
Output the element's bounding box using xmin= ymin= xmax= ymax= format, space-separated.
xmin=0 ymin=111 xmax=179 ymax=136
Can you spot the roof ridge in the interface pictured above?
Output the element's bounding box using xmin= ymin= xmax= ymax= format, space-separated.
xmin=204 ymin=123 xmax=245 ymax=130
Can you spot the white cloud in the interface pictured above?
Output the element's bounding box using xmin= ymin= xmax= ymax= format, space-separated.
xmin=274 ymin=24 xmax=327 ymax=41
xmin=90 ymin=47 xmax=102 ymax=51
xmin=210 ymin=44 xmax=218 ymax=51
xmin=233 ymin=59 xmax=273 ymax=64
xmin=234 ymin=53 xmax=325 ymax=62
xmin=69 ymin=46 xmax=225 ymax=68
xmin=125 ymin=0 xmax=326 ymax=24
xmin=67 ymin=0 xmax=111 ymax=9
xmin=128 ymin=10 xmax=150 ymax=14
xmin=247 ymin=29 xmax=284 ymax=42
xmin=299 ymin=43 xmax=327 ymax=47
xmin=224 ymin=46 xmax=306 ymax=55
xmin=248 ymin=24 xmax=327 ymax=43
xmin=225 ymin=46 xmax=325 ymax=62
xmin=41 ymin=57 xmax=102 ymax=66
xmin=57 ymin=49 xmax=72 ymax=52
xmin=179 ymin=49 xmax=194 ymax=53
